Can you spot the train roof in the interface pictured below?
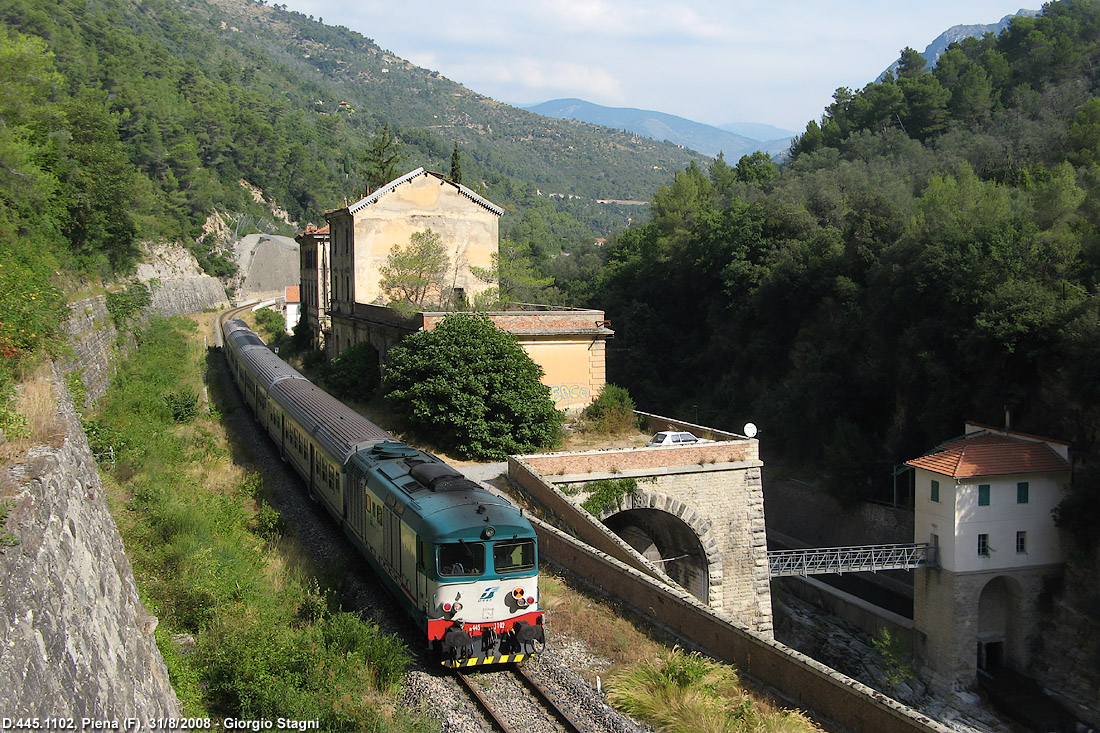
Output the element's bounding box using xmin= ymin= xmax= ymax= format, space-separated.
xmin=349 ymin=445 xmax=533 ymax=542
xmin=273 ymin=378 xmax=393 ymax=460
xmin=224 ymin=319 xmax=266 ymax=348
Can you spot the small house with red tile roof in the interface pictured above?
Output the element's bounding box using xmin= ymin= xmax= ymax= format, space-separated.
xmin=283 ymin=285 xmax=300 ymax=335
xmin=905 ymin=422 xmax=1071 ymax=694
xmin=907 ymin=422 xmax=1070 ymax=574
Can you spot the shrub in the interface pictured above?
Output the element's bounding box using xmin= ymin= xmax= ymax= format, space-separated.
xmin=105 ymin=281 xmax=152 ymax=326
xmin=65 ymin=370 xmax=88 ymax=412
xmin=382 ymin=313 xmax=563 ymax=459
xmin=607 ymin=647 xmax=817 ymax=733
xmin=164 ymin=390 xmax=199 ymax=423
xmin=326 ymin=341 xmax=380 ymax=403
xmin=582 ymin=383 xmax=637 ymax=434
xmin=582 ymin=477 xmax=637 ymax=516
xmin=253 ymin=307 xmax=285 ymax=338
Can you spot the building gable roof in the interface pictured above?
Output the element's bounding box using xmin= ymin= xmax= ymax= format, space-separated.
xmin=905 ymin=429 xmax=1070 ymax=479
xmin=338 ymin=168 xmax=504 ymax=217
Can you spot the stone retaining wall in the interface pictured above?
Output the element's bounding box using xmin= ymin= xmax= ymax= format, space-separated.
xmin=61 ymin=274 xmax=226 ymax=406
xmin=0 ymin=263 xmax=222 ymax=716
xmin=0 ymin=367 xmax=180 ymax=718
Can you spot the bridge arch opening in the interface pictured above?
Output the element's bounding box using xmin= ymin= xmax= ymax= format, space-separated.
xmin=977 ymin=575 xmax=1024 ymax=674
xmin=601 ymin=508 xmax=710 ymax=604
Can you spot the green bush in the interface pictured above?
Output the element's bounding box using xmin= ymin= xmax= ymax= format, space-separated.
xmin=582 ymin=383 xmax=637 ymax=434
xmin=582 ymin=477 xmax=637 ymax=516
xmin=383 ymin=313 xmax=563 ymax=459
xmin=0 ymin=500 xmax=19 ymax=551
xmin=326 ymin=341 xmax=381 ymax=403
xmin=253 ymin=307 xmax=285 ymax=338
xmin=105 ymin=281 xmax=152 ymax=326
xmin=65 ymin=370 xmax=88 ymax=412
xmin=164 ymin=390 xmax=199 ymax=423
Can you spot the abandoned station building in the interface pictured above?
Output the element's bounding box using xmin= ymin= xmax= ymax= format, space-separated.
xmin=297 ymin=168 xmax=612 ymax=411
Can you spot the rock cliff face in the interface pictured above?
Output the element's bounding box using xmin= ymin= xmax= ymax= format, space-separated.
xmin=136 ymin=242 xmax=229 ymax=319
xmin=1031 ymin=548 xmax=1100 ymax=726
xmin=0 ymin=367 xmax=180 ymax=718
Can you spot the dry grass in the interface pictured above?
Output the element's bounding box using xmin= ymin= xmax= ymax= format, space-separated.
xmin=0 ymin=362 xmax=64 ymax=467
xmin=539 ymin=569 xmax=665 ymax=679
xmin=538 ymin=569 xmax=821 ymax=733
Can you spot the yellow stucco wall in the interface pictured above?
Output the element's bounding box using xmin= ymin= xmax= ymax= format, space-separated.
xmin=351 ymin=175 xmax=498 ymax=304
xmin=521 ymin=337 xmax=607 ymax=411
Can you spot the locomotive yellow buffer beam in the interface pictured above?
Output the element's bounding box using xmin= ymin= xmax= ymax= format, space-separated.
xmin=441 ymin=653 xmax=534 ymax=668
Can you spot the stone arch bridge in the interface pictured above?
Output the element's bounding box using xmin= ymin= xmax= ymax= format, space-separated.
xmin=510 ymin=419 xmax=773 ymax=634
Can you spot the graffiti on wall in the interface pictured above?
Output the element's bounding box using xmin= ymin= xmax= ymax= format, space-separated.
xmin=550 ymin=383 xmax=590 ymax=406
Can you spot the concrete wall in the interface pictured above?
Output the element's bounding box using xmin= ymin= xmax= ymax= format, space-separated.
xmin=0 ymin=367 xmax=180 ymax=718
xmin=533 ymin=517 xmax=951 ymax=733
xmin=777 ymin=576 xmax=914 ymax=646
xmin=60 ymin=276 xmax=227 ymax=407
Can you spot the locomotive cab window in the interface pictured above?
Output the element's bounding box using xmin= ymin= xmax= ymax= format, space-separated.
xmin=438 ymin=542 xmax=483 ymax=576
xmin=493 ymin=539 xmax=535 ymax=573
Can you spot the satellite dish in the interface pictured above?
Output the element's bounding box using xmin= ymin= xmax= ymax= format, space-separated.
xmin=743 ymin=422 xmax=758 ymax=438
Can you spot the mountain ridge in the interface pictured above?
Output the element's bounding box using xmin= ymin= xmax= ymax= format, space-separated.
xmin=524 ymin=98 xmax=794 ymax=159
xmin=879 ymin=8 xmax=1039 ymax=78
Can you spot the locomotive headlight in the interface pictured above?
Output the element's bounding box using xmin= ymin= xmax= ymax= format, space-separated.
xmin=481 ymin=526 xmax=496 ymax=539
xmin=452 ymin=602 xmax=463 ymax=611
xmin=441 ymin=601 xmax=462 ymax=613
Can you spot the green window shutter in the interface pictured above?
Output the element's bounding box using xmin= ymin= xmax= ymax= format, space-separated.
xmin=978 ymin=484 xmax=990 ymax=506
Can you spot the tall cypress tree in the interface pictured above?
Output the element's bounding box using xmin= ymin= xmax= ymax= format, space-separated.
xmin=450 ymin=141 xmax=462 ymax=184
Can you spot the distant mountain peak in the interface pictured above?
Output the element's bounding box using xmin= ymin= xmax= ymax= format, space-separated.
xmin=879 ymin=8 xmax=1039 ymax=79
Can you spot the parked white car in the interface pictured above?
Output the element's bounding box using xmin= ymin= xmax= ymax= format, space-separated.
xmin=647 ymin=431 xmax=708 ymax=447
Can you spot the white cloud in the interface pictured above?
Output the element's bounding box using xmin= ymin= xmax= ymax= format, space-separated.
xmin=286 ymin=0 xmax=1037 ymax=129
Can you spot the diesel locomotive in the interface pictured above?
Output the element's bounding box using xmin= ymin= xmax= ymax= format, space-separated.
xmin=222 ymin=317 xmax=545 ymax=666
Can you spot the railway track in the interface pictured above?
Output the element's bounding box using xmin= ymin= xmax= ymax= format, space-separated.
xmin=455 ymin=664 xmax=587 ymax=733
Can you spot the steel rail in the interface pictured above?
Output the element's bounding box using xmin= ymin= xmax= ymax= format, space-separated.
xmin=454 ymin=670 xmax=512 ymax=733
xmin=514 ymin=664 xmax=586 ymax=733
xmin=455 ymin=665 xmax=587 ymax=733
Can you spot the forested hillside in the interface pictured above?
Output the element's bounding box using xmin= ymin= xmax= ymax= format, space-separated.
xmin=0 ymin=0 xmax=701 ymax=428
xmin=590 ymin=1 xmax=1100 ymax=527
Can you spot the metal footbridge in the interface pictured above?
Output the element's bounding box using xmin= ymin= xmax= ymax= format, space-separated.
xmin=767 ymin=543 xmax=936 ymax=578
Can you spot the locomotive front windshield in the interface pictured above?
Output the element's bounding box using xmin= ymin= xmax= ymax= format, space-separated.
xmin=493 ymin=539 xmax=535 ymax=573
xmin=438 ymin=542 xmax=484 ymax=576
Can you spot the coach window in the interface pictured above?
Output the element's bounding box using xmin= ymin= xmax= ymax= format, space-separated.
xmin=438 ymin=542 xmax=483 ymax=576
xmin=493 ymin=539 xmax=535 ymax=573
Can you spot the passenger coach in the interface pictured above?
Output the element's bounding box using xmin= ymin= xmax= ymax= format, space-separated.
xmin=222 ymin=318 xmax=545 ymax=666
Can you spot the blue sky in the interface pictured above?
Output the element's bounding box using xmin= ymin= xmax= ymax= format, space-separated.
xmin=285 ymin=0 xmax=1035 ymax=132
